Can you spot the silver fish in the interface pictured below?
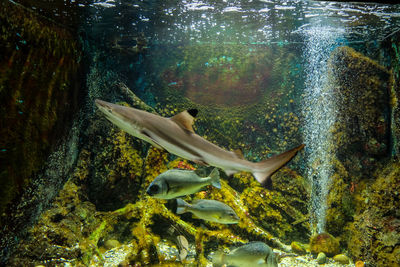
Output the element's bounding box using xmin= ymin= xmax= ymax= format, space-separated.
xmin=212 ymin=241 xmax=278 ymax=267
xmin=146 ymin=168 xmax=220 ymax=199
xmin=95 ymin=99 xmax=304 ymax=186
xmin=176 ymin=198 xmax=239 ymax=224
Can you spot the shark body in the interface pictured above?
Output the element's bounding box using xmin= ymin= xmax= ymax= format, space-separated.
xmin=95 ymin=99 xmax=304 ymax=186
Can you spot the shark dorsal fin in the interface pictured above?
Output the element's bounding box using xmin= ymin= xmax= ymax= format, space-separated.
xmin=170 ymin=109 xmax=198 ymax=133
xmin=232 ymin=149 xmax=244 ymax=159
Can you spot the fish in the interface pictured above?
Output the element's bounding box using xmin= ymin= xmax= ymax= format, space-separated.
xmin=176 ymin=235 xmax=189 ymax=260
xmin=146 ymin=168 xmax=220 ymax=199
xmin=212 ymin=241 xmax=278 ymax=267
xmin=176 ymin=198 xmax=239 ymax=224
xmin=95 ymin=99 xmax=304 ymax=186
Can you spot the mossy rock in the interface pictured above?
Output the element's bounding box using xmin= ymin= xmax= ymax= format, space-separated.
xmin=309 ymin=232 xmax=340 ymax=257
xmin=347 ymin=161 xmax=400 ymax=266
xmin=333 ymin=254 xmax=350 ymax=264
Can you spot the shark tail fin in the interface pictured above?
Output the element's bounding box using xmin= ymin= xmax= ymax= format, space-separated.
xmin=209 ymin=168 xmax=221 ymax=189
xmin=176 ymin=198 xmax=191 ymax=214
xmin=253 ymin=144 xmax=305 ymax=187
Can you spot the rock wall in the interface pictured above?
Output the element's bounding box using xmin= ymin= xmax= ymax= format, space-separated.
xmin=323 ymin=44 xmax=399 ymax=266
xmin=0 ymin=0 xmax=83 ymax=263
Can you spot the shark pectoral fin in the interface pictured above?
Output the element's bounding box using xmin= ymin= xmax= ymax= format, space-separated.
xmin=232 ymin=149 xmax=245 ymax=159
xmin=253 ymin=144 xmax=305 ymax=186
xmin=193 ymin=159 xmax=208 ymax=166
xmin=140 ymin=130 xmax=164 ymax=149
xmin=170 ymin=109 xmax=198 ymax=133
xmin=224 ymin=169 xmax=236 ymax=177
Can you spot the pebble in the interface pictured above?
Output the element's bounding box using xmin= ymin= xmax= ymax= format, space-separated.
xmin=104 ymin=239 xmax=121 ymax=250
xmin=279 ymin=253 xmax=355 ymax=267
xmin=98 ymin=239 xmax=356 ymax=267
xmin=317 ymin=252 xmax=327 ymax=264
xmin=333 ymin=254 xmax=350 ymax=264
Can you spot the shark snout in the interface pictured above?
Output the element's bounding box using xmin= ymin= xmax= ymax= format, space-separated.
xmin=95 ymin=99 xmax=116 ymax=115
xmin=95 ymin=99 xmax=108 ymax=109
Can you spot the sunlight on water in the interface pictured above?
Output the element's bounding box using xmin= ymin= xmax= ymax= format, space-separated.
xmin=302 ymin=25 xmax=344 ymax=234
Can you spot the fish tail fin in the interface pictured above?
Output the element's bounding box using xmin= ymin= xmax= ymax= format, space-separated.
xmin=176 ymin=198 xmax=190 ymax=214
xmin=209 ymin=168 xmax=221 ymax=189
xmin=253 ymin=144 xmax=305 ymax=187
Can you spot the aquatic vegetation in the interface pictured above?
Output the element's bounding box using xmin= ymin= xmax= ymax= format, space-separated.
xmin=290 ymin=241 xmax=307 ymax=255
xmin=235 ymin=168 xmax=310 ymax=242
xmin=108 ymin=130 xmax=144 ymax=182
xmin=83 ymin=120 xmax=145 ymax=211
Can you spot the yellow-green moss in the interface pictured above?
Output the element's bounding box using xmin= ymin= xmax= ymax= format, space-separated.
xmin=347 ymin=161 xmax=400 ymax=266
xmin=108 ymin=130 xmax=143 ymax=181
xmin=309 ymin=232 xmax=340 ymax=257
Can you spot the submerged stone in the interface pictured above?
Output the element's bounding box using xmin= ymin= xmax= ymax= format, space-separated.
xmin=104 ymin=239 xmax=121 ymax=250
xmin=333 ymin=254 xmax=350 ymax=264
xmin=309 ymin=232 xmax=340 ymax=257
xmin=316 ymin=252 xmax=327 ymax=264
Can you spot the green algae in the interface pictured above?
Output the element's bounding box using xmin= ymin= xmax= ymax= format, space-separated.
xmin=347 ymin=161 xmax=400 ymax=267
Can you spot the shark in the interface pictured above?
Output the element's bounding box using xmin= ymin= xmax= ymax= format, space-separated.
xmin=95 ymin=99 xmax=304 ymax=186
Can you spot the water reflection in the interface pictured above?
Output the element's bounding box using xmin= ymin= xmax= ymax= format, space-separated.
xmin=10 ymin=0 xmax=400 ymax=45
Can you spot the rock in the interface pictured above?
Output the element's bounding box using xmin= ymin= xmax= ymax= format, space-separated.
xmin=333 ymin=254 xmax=350 ymax=264
xmin=364 ymin=138 xmax=387 ymax=156
xmin=104 ymin=239 xmax=121 ymax=250
xmin=317 ymin=252 xmax=327 ymax=264
xmin=309 ymin=232 xmax=340 ymax=257
xmin=291 ymin=241 xmax=307 ymax=255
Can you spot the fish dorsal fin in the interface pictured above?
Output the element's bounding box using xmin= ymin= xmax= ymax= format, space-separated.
xmin=170 ymin=109 xmax=198 ymax=133
xmin=232 ymin=149 xmax=244 ymax=159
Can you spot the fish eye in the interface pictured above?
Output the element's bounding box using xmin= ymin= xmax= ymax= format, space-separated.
xmin=149 ymin=184 xmax=159 ymax=193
